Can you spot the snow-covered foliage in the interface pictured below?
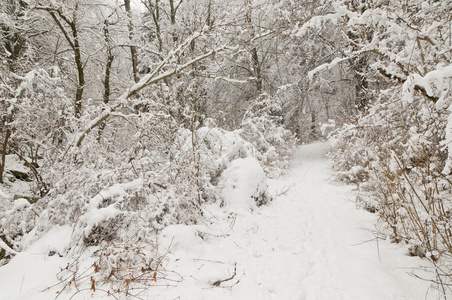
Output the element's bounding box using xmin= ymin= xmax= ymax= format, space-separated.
xmin=1 ymin=0 xmax=305 ymax=273
xmin=239 ymin=94 xmax=297 ymax=177
xmin=2 ymin=143 xmax=438 ymax=300
xmin=317 ymin=3 xmax=452 ymax=289
xmin=7 ymin=0 xmax=452 ymax=296
xmin=219 ymin=156 xmax=270 ymax=213
xmin=1 ymin=89 xmax=296 ymax=272
xmin=289 ymin=0 xmax=452 ymax=265
xmin=331 ymin=94 xmax=451 ymax=262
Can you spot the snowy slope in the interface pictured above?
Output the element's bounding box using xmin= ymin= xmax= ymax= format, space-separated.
xmin=0 ymin=142 xmax=437 ymax=299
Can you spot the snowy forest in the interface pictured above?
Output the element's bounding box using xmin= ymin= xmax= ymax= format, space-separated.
xmin=1 ymin=0 xmax=452 ymax=299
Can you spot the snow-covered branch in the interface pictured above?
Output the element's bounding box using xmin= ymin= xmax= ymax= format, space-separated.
xmin=123 ymin=29 xmax=275 ymax=99
xmin=0 ymin=239 xmax=16 ymax=256
xmin=75 ymin=106 xmax=114 ymax=147
xmin=123 ymin=46 xmax=230 ymax=99
xmin=404 ymin=64 xmax=452 ymax=107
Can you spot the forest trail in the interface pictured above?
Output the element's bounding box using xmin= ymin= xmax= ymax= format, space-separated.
xmin=255 ymin=142 xmax=432 ymax=300
xmin=150 ymin=142 xmax=434 ymax=299
xmin=0 ymin=143 xmax=436 ymax=299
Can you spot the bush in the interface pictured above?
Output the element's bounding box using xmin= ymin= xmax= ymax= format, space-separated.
xmin=239 ymin=94 xmax=297 ymax=178
xmin=330 ymin=95 xmax=452 ymax=261
xmin=1 ymin=94 xmax=293 ymax=253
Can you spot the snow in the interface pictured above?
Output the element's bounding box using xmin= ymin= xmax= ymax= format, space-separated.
xmin=403 ymin=64 xmax=452 ymax=108
xmin=0 ymin=142 xmax=437 ymax=299
xmin=0 ymin=155 xmax=33 ymax=201
xmin=26 ymin=225 xmax=73 ymax=256
xmin=87 ymin=179 xmax=143 ymax=210
xmin=0 ymin=187 xmax=9 ymax=199
xmin=0 ymin=239 xmax=16 ymax=255
xmin=402 ymin=64 xmax=452 ymax=174
xmin=308 ymin=57 xmax=345 ymax=80
xmin=219 ymin=156 xmax=268 ymax=213
xmin=10 ymin=198 xmax=30 ymax=211
xmin=443 ymin=104 xmax=452 ymax=174
xmin=0 ymin=226 xmax=73 ymax=300
xmin=80 ymin=178 xmax=143 ymax=236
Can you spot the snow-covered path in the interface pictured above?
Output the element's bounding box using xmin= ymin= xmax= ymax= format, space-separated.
xmin=257 ymin=142 xmax=432 ymax=300
xmin=152 ymin=142 xmax=433 ymax=299
xmin=0 ymin=142 xmax=435 ymax=299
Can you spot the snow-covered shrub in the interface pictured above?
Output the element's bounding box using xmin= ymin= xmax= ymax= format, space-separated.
xmin=0 ymin=198 xmax=36 ymax=259
xmin=239 ymin=94 xmax=297 ymax=178
xmin=330 ymin=94 xmax=452 ymax=259
xmin=218 ymin=156 xmax=271 ymax=213
xmin=0 ymin=67 xmax=71 ymax=194
xmin=53 ymin=237 xmax=181 ymax=298
xmin=0 ymin=99 xmax=193 ymax=250
xmin=329 ymin=118 xmax=372 ymax=185
xmin=0 ymin=67 xmax=75 ymax=258
xmin=175 ymin=123 xmax=273 ymax=211
xmin=0 ymin=69 xmax=296 ymax=278
xmin=1 ymin=93 xmax=281 ymax=256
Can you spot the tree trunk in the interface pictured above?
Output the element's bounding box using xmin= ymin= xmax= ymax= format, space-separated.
xmin=103 ymin=19 xmax=114 ymax=104
xmin=251 ymin=47 xmax=262 ymax=92
xmin=72 ymin=6 xmax=84 ymax=118
xmin=0 ymin=128 xmax=11 ymax=184
xmin=169 ymin=0 xmax=181 ymax=42
xmin=74 ymin=47 xmax=84 ymax=118
xmin=207 ymin=0 xmax=212 ymax=28
xmin=124 ymin=0 xmax=139 ymax=83
xmin=46 ymin=8 xmax=85 ymax=118
xmin=98 ymin=19 xmax=115 ymax=142
xmin=169 ymin=0 xmax=177 ymax=25
xmin=146 ymin=0 xmax=163 ymax=53
xmin=310 ymin=111 xmax=317 ymax=140
xmin=246 ymin=0 xmax=262 ymax=93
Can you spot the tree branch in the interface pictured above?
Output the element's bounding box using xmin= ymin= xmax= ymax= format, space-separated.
xmin=75 ymin=29 xmax=277 ymax=147
xmin=76 ymin=107 xmax=116 ymax=147
xmin=46 ymin=10 xmax=75 ymax=49
xmin=376 ymin=66 xmax=439 ymax=103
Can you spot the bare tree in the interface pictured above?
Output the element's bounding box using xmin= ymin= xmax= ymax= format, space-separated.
xmin=35 ymin=3 xmax=85 ymax=117
xmin=124 ymin=0 xmax=139 ymax=83
xmin=0 ymin=0 xmax=29 ymax=183
xmin=142 ymin=0 xmax=163 ymax=53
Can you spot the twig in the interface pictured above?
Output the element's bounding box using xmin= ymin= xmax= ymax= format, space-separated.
xmin=276 ymin=183 xmax=294 ymax=196
xmin=229 ymin=215 xmax=236 ymax=230
xmin=233 ymin=241 xmax=243 ymax=249
xmin=349 ymin=237 xmax=381 ymax=246
xmin=376 ymin=234 xmax=382 ymax=263
xmin=212 ymin=263 xmax=237 ymax=287
xmin=193 ymin=258 xmax=226 ymax=264
xmin=19 ymin=274 xmax=25 ymax=293
xmin=411 ymin=273 xmax=452 ymax=287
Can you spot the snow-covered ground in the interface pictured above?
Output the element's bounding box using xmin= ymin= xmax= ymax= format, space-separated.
xmin=0 ymin=142 xmax=438 ymax=299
